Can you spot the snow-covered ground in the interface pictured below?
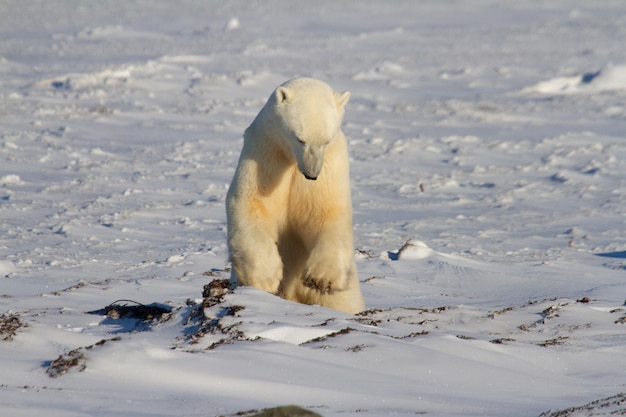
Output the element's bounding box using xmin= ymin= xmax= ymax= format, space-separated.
xmin=2 ymin=1 xmax=626 ymax=416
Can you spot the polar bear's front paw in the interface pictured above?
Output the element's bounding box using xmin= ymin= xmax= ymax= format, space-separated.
xmin=301 ymin=248 xmax=351 ymax=294
xmin=302 ymin=275 xmax=335 ymax=294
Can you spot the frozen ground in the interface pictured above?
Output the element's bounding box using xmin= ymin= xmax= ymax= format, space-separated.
xmin=1 ymin=1 xmax=626 ymax=416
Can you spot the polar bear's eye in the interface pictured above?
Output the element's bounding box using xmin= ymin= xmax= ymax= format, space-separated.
xmin=296 ymin=138 xmax=305 ymax=145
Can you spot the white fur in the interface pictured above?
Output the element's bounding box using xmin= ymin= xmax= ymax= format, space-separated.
xmin=226 ymin=78 xmax=365 ymax=314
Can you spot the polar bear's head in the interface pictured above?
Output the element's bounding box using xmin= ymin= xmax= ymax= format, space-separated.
xmin=271 ymin=78 xmax=350 ymax=181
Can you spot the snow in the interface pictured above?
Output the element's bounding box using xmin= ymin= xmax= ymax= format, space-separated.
xmin=522 ymin=64 xmax=626 ymax=95
xmin=1 ymin=1 xmax=626 ymax=416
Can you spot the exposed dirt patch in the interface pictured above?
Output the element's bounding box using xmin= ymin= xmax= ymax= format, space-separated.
xmin=539 ymin=393 xmax=626 ymax=417
xmin=0 ymin=312 xmax=27 ymax=341
xmin=220 ymin=405 xmax=324 ymax=417
xmin=46 ymin=337 xmax=121 ymax=378
xmin=305 ymin=327 xmax=356 ymax=344
xmin=178 ymin=279 xmax=252 ymax=350
xmin=202 ymin=278 xmax=231 ymax=300
xmin=537 ymin=336 xmax=569 ymax=347
xmin=490 ymin=337 xmax=515 ymax=344
xmin=46 ymin=349 xmax=87 ymax=378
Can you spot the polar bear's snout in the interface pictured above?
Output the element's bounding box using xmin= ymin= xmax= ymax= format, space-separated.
xmin=300 ymin=159 xmax=322 ymax=180
xmin=296 ymin=143 xmax=325 ymax=181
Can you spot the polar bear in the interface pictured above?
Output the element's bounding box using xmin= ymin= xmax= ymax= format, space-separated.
xmin=226 ymin=77 xmax=365 ymax=314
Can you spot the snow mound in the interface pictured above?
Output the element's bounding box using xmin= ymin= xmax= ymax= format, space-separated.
xmin=0 ymin=174 xmax=23 ymax=186
xmin=0 ymin=261 xmax=16 ymax=276
xmin=187 ymin=278 xmax=626 ymax=353
xmin=387 ymin=239 xmax=435 ymax=260
xmin=522 ymin=64 xmax=626 ymax=95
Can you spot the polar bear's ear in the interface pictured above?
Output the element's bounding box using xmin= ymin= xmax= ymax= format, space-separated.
xmin=335 ymin=91 xmax=351 ymax=109
xmin=276 ymin=86 xmax=293 ymax=104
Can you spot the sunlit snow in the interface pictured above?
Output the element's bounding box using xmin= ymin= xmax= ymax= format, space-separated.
xmin=1 ymin=2 xmax=626 ymax=417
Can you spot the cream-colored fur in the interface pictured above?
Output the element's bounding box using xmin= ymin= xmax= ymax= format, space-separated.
xmin=226 ymin=78 xmax=365 ymax=314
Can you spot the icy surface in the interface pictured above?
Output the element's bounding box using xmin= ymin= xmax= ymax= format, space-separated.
xmin=1 ymin=1 xmax=626 ymax=416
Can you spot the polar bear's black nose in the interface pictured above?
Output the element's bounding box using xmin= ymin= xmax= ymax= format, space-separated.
xmin=303 ymin=173 xmax=318 ymax=181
